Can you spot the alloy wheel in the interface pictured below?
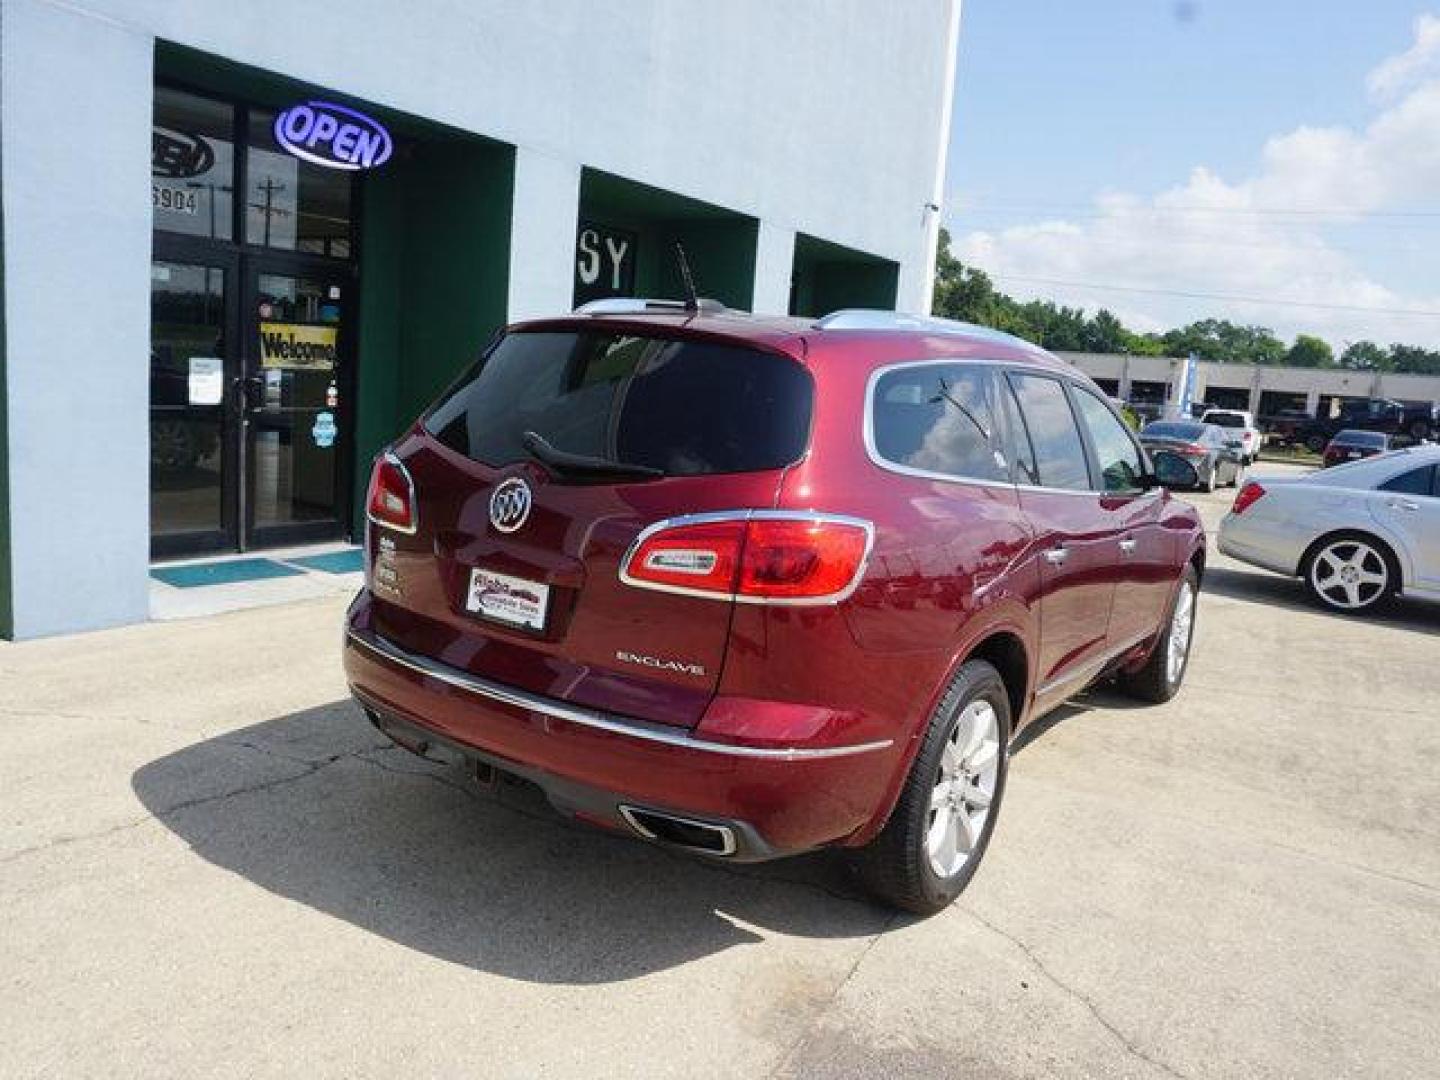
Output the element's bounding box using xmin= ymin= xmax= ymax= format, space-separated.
xmin=926 ymin=700 xmax=1001 ymax=879
xmin=1310 ymin=540 xmax=1388 ymax=610
xmin=1167 ymin=581 xmax=1196 ymax=685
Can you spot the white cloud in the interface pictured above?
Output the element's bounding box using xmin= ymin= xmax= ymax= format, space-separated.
xmin=952 ymin=13 xmax=1440 ymax=350
xmin=1367 ymin=13 xmax=1440 ymax=99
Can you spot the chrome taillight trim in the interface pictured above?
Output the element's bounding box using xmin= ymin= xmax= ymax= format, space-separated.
xmin=617 ymin=509 xmax=877 ymax=607
xmin=364 ymin=451 xmax=419 ymax=536
xmin=346 ymin=627 xmax=893 ymax=761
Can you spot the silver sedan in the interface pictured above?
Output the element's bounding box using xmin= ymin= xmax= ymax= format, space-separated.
xmin=1218 ymin=445 xmax=1440 ymax=615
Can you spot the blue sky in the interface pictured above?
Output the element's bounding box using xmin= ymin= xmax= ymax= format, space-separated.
xmin=946 ymin=2 xmax=1440 ymax=348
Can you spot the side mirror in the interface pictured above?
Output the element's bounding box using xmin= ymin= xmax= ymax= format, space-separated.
xmin=1151 ymin=450 xmax=1199 ymax=490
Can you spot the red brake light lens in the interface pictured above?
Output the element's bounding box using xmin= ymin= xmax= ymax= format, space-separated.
xmin=738 ymin=518 xmax=871 ymax=600
xmin=366 ymin=453 xmax=417 ymax=534
xmin=622 ymin=514 xmax=873 ymax=602
xmin=1231 ymin=481 xmax=1266 ymax=515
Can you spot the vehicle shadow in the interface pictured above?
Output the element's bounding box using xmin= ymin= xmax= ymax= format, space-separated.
xmin=1202 ymin=564 xmax=1439 ymax=637
xmin=131 ymin=702 xmax=893 ymax=984
xmin=1009 ymin=684 xmax=1148 ymax=756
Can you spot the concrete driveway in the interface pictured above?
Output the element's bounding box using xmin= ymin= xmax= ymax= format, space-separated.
xmin=3 ymin=464 xmax=1436 ymax=1078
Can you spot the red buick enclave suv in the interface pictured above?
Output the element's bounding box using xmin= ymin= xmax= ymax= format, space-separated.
xmin=344 ymin=302 xmax=1206 ymax=913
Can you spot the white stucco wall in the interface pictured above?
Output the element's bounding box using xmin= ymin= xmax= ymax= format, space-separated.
xmin=61 ymin=0 xmax=960 ymax=311
xmin=0 ymin=0 xmax=960 ymax=636
xmin=1 ymin=0 xmax=154 ymax=637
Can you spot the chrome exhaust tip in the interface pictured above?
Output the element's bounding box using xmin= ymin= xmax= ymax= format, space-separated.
xmin=618 ymin=805 xmax=738 ymax=856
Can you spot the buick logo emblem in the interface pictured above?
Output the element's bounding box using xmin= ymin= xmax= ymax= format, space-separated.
xmin=489 ymin=478 xmax=532 ymax=533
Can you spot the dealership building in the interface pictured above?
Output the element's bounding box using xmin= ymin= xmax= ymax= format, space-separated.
xmin=0 ymin=0 xmax=961 ymax=638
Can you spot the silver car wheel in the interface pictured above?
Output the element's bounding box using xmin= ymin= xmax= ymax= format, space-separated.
xmin=926 ymin=700 xmax=1000 ymax=879
xmin=1167 ymin=581 xmax=1196 ymax=685
xmin=1310 ymin=540 xmax=1389 ymax=610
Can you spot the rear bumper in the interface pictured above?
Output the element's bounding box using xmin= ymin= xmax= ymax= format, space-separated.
xmin=343 ymin=598 xmax=901 ymax=860
xmin=1217 ymin=514 xmax=1304 ymax=577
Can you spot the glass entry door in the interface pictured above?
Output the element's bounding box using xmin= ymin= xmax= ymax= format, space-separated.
xmin=242 ymin=265 xmax=351 ymax=548
xmin=150 ymin=257 xmax=239 ymax=556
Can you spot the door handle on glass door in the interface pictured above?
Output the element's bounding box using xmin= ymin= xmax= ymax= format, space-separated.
xmin=1042 ymin=546 xmax=1069 ymax=566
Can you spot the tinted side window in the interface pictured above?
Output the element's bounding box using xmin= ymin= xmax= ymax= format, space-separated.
xmin=1073 ymin=388 xmax=1145 ymax=493
xmin=870 ymin=364 xmax=1008 ymax=482
xmin=1007 ymin=374 xmax=1092 ymax=491
xmin=999 ymin=378 xmax=1039 ymax=486
xmin=1379 ymin=465 xmax=1436 ymax=497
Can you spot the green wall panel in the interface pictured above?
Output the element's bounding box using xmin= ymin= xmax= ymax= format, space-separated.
xmin=789 ymin=233 xmax=899 ymax=317
xmin=351 ymin=140 xmax=514 ymax=535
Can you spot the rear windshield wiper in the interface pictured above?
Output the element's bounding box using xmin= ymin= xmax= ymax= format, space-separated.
xmin=521 ymin=430 xmax=663 ymax=480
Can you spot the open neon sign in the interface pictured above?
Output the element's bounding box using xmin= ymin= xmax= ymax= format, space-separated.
xmin=273 ymin=101 xmax=393 ymax=171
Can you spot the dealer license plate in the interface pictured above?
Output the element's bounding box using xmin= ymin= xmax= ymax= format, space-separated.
xmin=464 ymin=568 xmax=549 ymax=631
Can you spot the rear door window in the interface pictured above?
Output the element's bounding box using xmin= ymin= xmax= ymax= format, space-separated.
xmin=424 ymin=330 xmax=813 ymax=476
xmin=1380 ymin=465 xmax=1437 ymax=497
xmin=1007 ymin=373 xmax=1092 ymax=491
xmin=869 ymin=363 xmax=1008 ymax=482
xmin=1072 ymin=387 xmax=1145 ymax=493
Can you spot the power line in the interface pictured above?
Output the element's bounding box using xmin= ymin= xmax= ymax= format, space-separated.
xmin=953 ymin=198 xmax=1440 ymax=219
xmin=987 ymin=273 xmax=1440 ymax=318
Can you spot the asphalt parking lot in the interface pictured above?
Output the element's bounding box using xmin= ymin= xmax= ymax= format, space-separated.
xmin=2 ymin=462 xmax=1436 ymax=1079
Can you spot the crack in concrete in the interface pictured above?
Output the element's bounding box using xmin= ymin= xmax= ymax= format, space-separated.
xmin=766 ymin=910 xmax=902 ymax=1079
xmin=961 ymin=906 xmax=1189 ymax=1080
xmin=0 ymin=742 xmax=390 ymax=868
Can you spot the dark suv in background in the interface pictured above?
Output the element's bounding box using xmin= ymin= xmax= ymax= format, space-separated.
xmin=345 ymin=303 xmax=1207 ymax=913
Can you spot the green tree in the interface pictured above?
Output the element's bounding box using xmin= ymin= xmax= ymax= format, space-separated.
xmin=1339 ymin=341 xmax=1389 ymax=371
xmin=1286 ymin=334 xmax=1335 ymax=368
xmin=1082 ymin=309 xmax=1126 ymax=353
xmin=1160 ymin=319 xmax=1286 ymax=364
xmin=1387 ymin=344 xmax=1440 ymax=374
xmin=931 ymin=228 xmax=997 ymax=324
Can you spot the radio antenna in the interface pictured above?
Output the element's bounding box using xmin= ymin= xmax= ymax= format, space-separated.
xmin=674 ymin=242 xmax=700 ymax=313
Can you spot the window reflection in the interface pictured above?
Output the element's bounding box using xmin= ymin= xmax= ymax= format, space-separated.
xmin=247 ymin=111 xmax=354 ymax=255
xmin=153 ymin=89 xmax=235 ymax=241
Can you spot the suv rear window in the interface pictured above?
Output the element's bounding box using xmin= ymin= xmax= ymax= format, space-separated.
xmin=424 ymin=330 xmax=813 ymax=476
xmin=1206 ymin=413 xmax=1244 ymax=428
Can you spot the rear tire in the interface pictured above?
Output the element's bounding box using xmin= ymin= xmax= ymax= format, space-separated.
xmin=1301 ymin=532 xmax=1396 ymax=615
xmin=1116 ymin=565 xmax=1199 ymax=704
xmin=853 ymin=660 xmax=1011 ymax=915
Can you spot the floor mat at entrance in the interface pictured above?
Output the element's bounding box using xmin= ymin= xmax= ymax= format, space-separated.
xmin=151 ymin=558 xmax=305 ymax=588
xmin=282 ymin=550 xmax=364 ymax=575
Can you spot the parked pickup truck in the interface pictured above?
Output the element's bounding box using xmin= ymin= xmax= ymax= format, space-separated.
xmin=1291 ymin=398 xmax=1437 ymax=452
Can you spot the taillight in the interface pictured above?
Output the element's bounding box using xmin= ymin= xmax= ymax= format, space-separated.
xmin=1183 ymin=443 xmax=1209 ymax=455
xmin=1231 ymin=481 xmax=1266 ymax=515
xmin=621 ymin=512 xmax=873 ymax=603
xmin=366 ymin=452 xmax=417 ymax=534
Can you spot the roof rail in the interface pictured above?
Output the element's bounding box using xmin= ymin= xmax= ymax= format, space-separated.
xmin=814 ymin=309 xmax=1048 ymax=354
xmin=575 ymin=297 xmax=729 ymax=316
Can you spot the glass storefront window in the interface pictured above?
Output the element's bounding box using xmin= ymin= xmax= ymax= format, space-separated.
xmin=153 ymin=89 xmax=236 ymax=241
xmin=247 ymin=111 xmax=354 ymax=256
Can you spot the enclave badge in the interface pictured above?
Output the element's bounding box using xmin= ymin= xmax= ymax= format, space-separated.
xmin=489 ymin=478 xmax=532 ymax=533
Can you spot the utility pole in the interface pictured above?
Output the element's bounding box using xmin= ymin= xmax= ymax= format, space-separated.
xmin=249 ymin=177 xmax=288 ymax=247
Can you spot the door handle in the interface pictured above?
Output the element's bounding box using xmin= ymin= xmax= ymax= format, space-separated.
xmin=1042 ymin=546 xmax=1069 ymax=566
xmin=1119 ymin=538 xmax=1137 ymax=556
xmin=1387 ymin=498 xmax=1420 ymax=512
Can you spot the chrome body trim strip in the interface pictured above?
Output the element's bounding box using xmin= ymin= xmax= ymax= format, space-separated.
xmin=1033 ymin=629 xmax=1155 ymax=699
xmin=347 ymin=627 xmax=894 ymax=761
